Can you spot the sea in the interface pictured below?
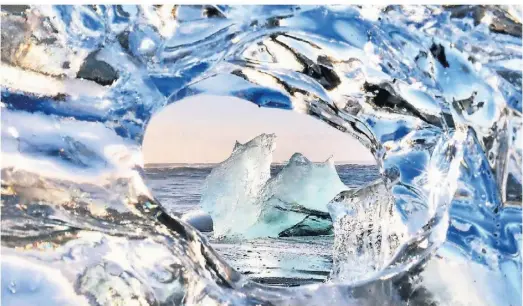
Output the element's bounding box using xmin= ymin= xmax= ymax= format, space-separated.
xmin=145 ymin=163 xmax=380 ymax=286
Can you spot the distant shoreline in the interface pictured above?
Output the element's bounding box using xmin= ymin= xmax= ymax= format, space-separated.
xmin=144 ymin=161 xmax=376 ymax=168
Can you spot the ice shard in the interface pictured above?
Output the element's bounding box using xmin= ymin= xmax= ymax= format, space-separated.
xmin=328 ymin=179 xmax=409 ymax=282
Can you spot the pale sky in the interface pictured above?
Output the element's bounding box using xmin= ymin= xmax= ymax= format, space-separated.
xmin=143 ymin=95 xmax=374 ymax=164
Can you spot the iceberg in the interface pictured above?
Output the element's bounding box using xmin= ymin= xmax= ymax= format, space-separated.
xmin=200 ymin=133 xmax=275 ymax=237
xmin=200 ymin=135 xmax=348 ymax=238
xmin=248 ymin=153 xmax=348 ymax=238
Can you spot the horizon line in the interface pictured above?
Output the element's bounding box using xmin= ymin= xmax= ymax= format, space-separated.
xmin=144 ymin=160 xmax=376 ymax=167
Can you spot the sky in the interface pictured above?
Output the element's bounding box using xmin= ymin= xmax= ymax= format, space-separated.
xmin=142 ymin=95 xmax=375 ymax=164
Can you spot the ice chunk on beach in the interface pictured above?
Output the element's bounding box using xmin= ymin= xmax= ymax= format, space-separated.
xmin=200 ymin=133 xmax=275 ymax=237
xmin=182 ymin=209 xmax=213 ymax=232
xmin=247 ymin=153 xmax=349 ymax=238
xmin=200 ymin=134 xmax=348 ymax=238
xmin=327 ymin=179 xmax=409 ymax=282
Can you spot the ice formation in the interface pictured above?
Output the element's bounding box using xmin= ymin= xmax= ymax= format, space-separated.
xmin=200 ymin=133 xmax=275 ymax=237
xmin=200 ymin=135 xmax=348 ymax=238
xmin=1 ymin=5 xmax=521 ymax=306
xmin=249 ymin=153 xmax=348 ymax=238
xmin=328 ymin=179 xmax=409 ymax=282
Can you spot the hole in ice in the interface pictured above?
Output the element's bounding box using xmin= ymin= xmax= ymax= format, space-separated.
xmin=142 ymin=94 xmax=380 ymax=286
